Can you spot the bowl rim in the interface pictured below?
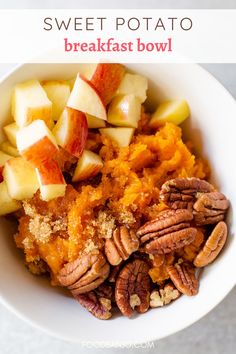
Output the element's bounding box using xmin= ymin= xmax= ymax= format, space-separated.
xmin=0 ymin=62 xmax=236 ymax=346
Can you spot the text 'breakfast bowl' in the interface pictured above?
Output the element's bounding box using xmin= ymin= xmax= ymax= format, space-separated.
xmin=0 ymin=63 xmax=236 ymax=345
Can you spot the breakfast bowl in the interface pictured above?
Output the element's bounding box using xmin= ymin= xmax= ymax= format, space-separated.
xmin=0 ymin=63 xmax=236 ymax=345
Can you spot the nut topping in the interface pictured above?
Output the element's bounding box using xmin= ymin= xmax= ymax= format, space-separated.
xmin=115 ymin=259 xmax=150 ymax=317
xmin=194 ymin=221 xmax=228 ymax=267
xmin=138 ymin=209 xmax=193 ymax=244
xmin=57 ymin=251 xmax=110 ymax=295
xmin=193 ymin=192 xmax=229 ymax=225
xmin=145 ymin=227 xmax=197 ymax=255
xmin=150 ymin=283 xmax=180 ymax=308
xmin=105 ymin=226 xmax=139 ymax=266
xmin=160 ymin=177 xmax=215 ymax=210
xmin=74 ymin=284 xmax=113 ymax=320
xmin=167 ymin=262 xmax=198 ymax=296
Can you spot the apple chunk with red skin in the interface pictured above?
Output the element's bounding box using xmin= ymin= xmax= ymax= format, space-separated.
xmin=36 ymin=159 xmax=66 ymax=201
xmin=85 ymin=63 xmax=125 ymax=105
xmin=67 ymin=74 xmax=107 ymax=121
xmin=52 ymin=107 xmax=88 ymax=158
xmin=16 ymin=119 xmax=58 ymax=167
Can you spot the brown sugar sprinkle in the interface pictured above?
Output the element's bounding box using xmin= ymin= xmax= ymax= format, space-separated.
xmin=92 ymin=210 xmax=116 ymax=239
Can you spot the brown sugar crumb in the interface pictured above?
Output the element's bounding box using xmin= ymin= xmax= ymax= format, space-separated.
xmin=117 ymin=209 xmax=136 ymax=226
xmin=28 ymin=215 xmax=53 ymax=243
xmin=83 ymin=239 xmax=98 ymax=254
xmin=22 ymin=236 xmax=34 ymax=250
xmin=92 ymin=210 xmax=116 ymax=239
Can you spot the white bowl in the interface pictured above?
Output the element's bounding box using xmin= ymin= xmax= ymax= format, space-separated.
xmin=0 ymin=63 xmax=236 ymax=345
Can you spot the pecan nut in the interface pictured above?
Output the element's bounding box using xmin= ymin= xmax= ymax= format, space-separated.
xmin=193 ymin=192 xmax=229 ymax=225
xmin=137 ymin=209 xmax=197 ymax=255
xmin=115 ymin=259 xmax=150 ymax=317
xmin=74 ymin=285 xmax=112 ymax=320
xmin=57 ymin=251 xmax=110 ymax=295
xmin=160 ymin=177 xmax=214 ymax=210
xmin=138 ymin=209 xmax=193 ymax=244
xmin=194 ymin=221 xmax=228 ymax=267
xmin=167 ymin=262 xmax=198 ymax=296
xmin=105 ymin=226 xmax=139 ymax=266
xmin=150 ymin=283 xmax=180 ymax=308
xmin=145 ymin=228 xmax=197 ymax=255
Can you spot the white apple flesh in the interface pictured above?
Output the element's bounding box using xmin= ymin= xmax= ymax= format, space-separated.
xmin=149 ymin=99 xmax=190 ymax=127
xmin=116 ymin=73 xmax=148 ymax=103
xmin=12 ymin=79 xmax=53 ymax=128
xmin=3 ymin=157 xmax=39 ymax=200
xmin=67 ymin=74 xmax=107 ymax=121
xmin=43 ymin=81 xmax=71 ymax=120
xmin=99 ymin=127 xmax=135 ymax=147
xmin=0 ymin=181 xmax=21 ymax=216
xmin=3 ymin=122 xmax=19 ymax=147
xmin=107 ymin=94 xmax=141 ymax=128
xmin=72 ymin=150 xmax=103 ymax=182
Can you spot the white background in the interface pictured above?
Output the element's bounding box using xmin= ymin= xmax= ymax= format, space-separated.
xmin=0 ymin=1 xmax=236 ymax=354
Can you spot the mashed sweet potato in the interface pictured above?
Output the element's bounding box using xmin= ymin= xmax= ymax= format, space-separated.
xmin=15 ymin=122 xmax=209 ymax=279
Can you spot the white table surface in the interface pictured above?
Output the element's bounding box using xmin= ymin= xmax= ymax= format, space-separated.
xmin=0 ymin=1 xmax=236 ymax=353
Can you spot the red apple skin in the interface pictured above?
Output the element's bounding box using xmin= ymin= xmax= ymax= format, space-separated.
xmin=0 ymin=166 xmax=3 ymax=183
xmin=37 ymin=159 xmax=65 ymax=185
xmin=90 ymin=64 xmax=125 ymax=105
xmin=64 ymin=107 xmax=88 ymax=158
xmin=22 ymin=136 xmax=58 ymax=167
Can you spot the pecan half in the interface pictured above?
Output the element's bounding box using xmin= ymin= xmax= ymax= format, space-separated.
xmin=193 ymin=192 xmax=229 ymax=225
xmin=145 ymin=227 xmax=197 ymax=255
xmin=150 ymin=283 xmax=180 ymax=308
xmin=194 ymin=221 xmax=228 ymax=267
xmin=160 ymin=177 xmax=214 ymax=210
xmin=138 ymin=209 xmax=193 ymax=244
xmin=167 ymin=262 xmax=198 ymax=296
xmin=115 ymin=259 xmax=150 ymax=317
xmin=57 ymin=251 xmax=110 ymax=295
xmin=105 ymin=226 xmax=139 ymax=266
xmin=74 ymin=284 xmax=112 ymax=320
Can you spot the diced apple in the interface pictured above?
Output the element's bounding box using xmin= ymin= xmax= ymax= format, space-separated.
xmin=149 ymin=100 xmax=190 ymax=128
xmin=35 ymin=159 xmax=66 ymax=201
xmin=3 ymin=157 xmax=39 ymax=200
xmin=84 ymin=63 xmax=125 ymax=105
xmin=99 ymin=128 xmax=134 ymax=147
xmin=86 ymin=114 xmax=106 ymax=129
xmin=52 ymin=107 xmax=88 ymax=158
xmin=12 ymin=79 xmax=53 ymax=128
xmin=43 ymin=81 xmax=71 ymax=120
xmin=16 ymin=119 xmax=58 ymax=166
xmin=67 ymin=74 xmax=107 ymax=121
xmin=107 ymin=94 xmax=141 ymax=128
xmin=0 ymin=141 xmax=19 ymax=157
xmin=72 ymin=150 xmax=103 ymax=182
xmin=0 ymin=151 xmax=12 ymax=182
xmin=0 ymin=181 xmax=21 ymax=216
xmin=3 ymin=122 xmax=19 ymax=147
xmin=116 ymin=73 xmax=148 ymax=103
